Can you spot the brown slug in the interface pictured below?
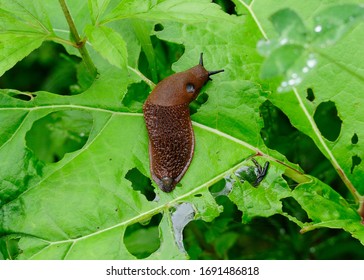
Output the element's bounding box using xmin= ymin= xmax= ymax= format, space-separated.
xmin=143 ymin=53 xmax=224 ymax=192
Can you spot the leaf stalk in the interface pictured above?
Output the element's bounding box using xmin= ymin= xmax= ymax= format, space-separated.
xmin=58 ymin=0 xmax=97 ymax=77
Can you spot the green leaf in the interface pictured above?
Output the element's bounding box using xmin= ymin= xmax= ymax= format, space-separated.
xmin=1 ymin=0 xmax=364 ymax=260
xmin=292 ymin=179 xmax=364 ymax=245
xmin=103 ymin=0 xmax=230 ymax=24
xmin=0 ymin=0 xmax=53 ymax=76
xmin=269 ymin=8 xmax=307 ymax=43
xmin=257 ymin=3 xmax=364 ymax=91
xmin=260 ymin=44 xmax=305 ymax=79
xmin=85 ymin=25 xmax=128 ymax=70
xmin=130 ymin=19 xmax=158 ymax=82
xmin=312 ymin=4 xmax=364 ymax=47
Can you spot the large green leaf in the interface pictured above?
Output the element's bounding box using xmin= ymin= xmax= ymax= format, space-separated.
xmin=1 ymin=0 xmax=364 ymax=260
xmin=249 ymin=0 xmax=364 ymax=193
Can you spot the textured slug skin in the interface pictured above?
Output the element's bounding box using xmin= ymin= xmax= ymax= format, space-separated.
xmin=143 ymin=102 xmax=194 ymax=192
xmin=143 ymin=55 xmax=223 ymax=192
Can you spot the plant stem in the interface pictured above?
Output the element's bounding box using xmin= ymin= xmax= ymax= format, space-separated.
xmin=58 ymin=0 xmax=97 ymax=77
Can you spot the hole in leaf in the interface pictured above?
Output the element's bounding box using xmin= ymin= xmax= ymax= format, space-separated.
xmin=281 ymin=197 xmax=309 ymax=222
xmin=138 ymin=37 xmax=184 ymax=83
xmin=1 ymin=237 xmax=22 ymax=260
xmin=282 ymin=174 xmax=299 ymax=190
xmin=0 ymin=41 xmax=93 ymax=95
xmin=122 ymin=81 xmax=150 ymax=112
xmin=351 ymin=133 xmax=358 ymax=144
xmin=351 ymin=155 xmax=361 ymax=174
xmin=123 ymin=213 xmax=162 ymax=259
xmin=213 ymin=0 xmax=238 ymax=15
xmin=184 ymin=196 xmax=246 ymax=259
xmin=314 ymin=101 xmax=342 ymax=142
xmin=306 ymin=88 xmax=315 ymax=101
xmin=260 ymin=100 xmax=346 ymax=194
xmin=125 ymin=168 xmax=155 ymax=201
xmin=154 ymin=23 xmax=164 ymax=32
xmin=209 ymin=178 xmax=227 ymax=194
xmin=190 ymin=92 xmax=209 ymax=115
xmin=25 ymin=110 xmax=93 ymax=163
xmin=8 ymin=91 xmax=36 ymax=101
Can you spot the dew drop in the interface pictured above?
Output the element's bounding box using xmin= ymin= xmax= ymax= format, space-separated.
xmin=278 ymin=81 xmax=289 ymax=93
xmin=280 ymin=38 xmax=288 ymax=45
xmin=257 ymin=39 xmax=268 ymax=49
xmin=281 ymin=81 xmax=288 ymax=88
xmin=314 ymin=25 xmax=322 ymax=33
xmin=302 ymin=66 xmax=309 ymax=73
xmin=288 ymin=76 xmax=302 ymax=86
xmin=307 ymin=58 xmax=317 ymax=68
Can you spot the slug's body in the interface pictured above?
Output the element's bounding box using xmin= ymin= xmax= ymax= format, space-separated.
xmin=143 ymin=53 xmax=223 ymax=192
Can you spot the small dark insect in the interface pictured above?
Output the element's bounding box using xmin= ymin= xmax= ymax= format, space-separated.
xmin=234 ymin=158 xmax=270 ymax=187
xmin=143 ymin=53 xmax=224 ymax=192
xmin=251 ymin=158 xmax=270 ymax=187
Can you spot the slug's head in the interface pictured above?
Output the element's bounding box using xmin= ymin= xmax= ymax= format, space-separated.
xmin=147 ymin=53 xmax=224 ymax=106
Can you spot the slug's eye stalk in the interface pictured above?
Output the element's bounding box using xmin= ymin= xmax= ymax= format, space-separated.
xmin=208 ymin=69 xmax=224 ymax=76
xmin=199 ymin=53 xmax=224 ymax=80
xmin=199 ymin=52 xmax=204 ymax=66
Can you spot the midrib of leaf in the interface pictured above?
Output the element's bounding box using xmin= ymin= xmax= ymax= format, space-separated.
xmin=240 ymin=0 xmax=362 ymax=206
xmin=238 ymin=0 xmax=268 ymax=40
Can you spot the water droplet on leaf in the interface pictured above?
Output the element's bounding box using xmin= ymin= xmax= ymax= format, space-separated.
xmin=314 ymin=25 xmax=322 ymax=32
xmin=280 ymin=38 xmax=288 ymax=45
xmin=307 ymin=57 xmax=317 ymax=68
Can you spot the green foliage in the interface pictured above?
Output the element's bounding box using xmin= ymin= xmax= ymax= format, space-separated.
xmin=0 ymin=0 xmax=364 ymax=260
